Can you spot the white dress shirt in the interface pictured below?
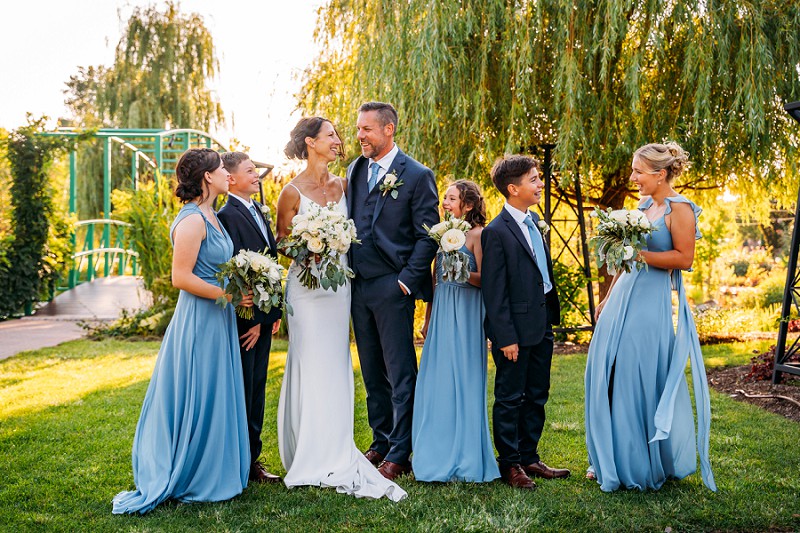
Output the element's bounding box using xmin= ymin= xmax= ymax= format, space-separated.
xmin=503 ymin=202 xmax=551 ymax=294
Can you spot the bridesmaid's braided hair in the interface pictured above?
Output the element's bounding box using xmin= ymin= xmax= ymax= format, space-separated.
xmin=175 ymin=148 xmax=223 ymax=203
xmin=450 ymin=179 xmax=487 ymax=227
xmin=634 ymin=142 xmax=690 ymax=181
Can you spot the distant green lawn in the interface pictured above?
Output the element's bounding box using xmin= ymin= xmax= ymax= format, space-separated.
xmin=1 ymin=338 xmax=798 ymax=532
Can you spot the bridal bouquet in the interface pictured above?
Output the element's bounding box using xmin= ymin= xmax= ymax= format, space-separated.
xmin=216 ymin=249 xmax=287 ymax=319
xmin=588 ymin=207 xmax=653 ymax=275
xmin=425 ymin=213 xmax=472 ymax=283
xmin=279 ymin=202 xmax=359 ymax=291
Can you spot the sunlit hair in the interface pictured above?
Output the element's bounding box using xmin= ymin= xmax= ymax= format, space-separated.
xmin=221 ymin=151 xmax=250 ymax=173
xmin=175 ymin=148 xmax=222 ymax=203
xmin=490 ymin=155 xmax=541 ymax=199
xmin=284 ymin=116 xmax=345 ymax=160
xmin=358 ymin=101 xmax=399 ymax=131
xmin=634 ymin=142 xmax=690 ymax=182
xmin=449 ymin=179 xmax=487 ymax=227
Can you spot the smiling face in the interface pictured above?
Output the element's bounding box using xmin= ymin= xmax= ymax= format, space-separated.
xmin=308 ymin=120 xmax=342 ymax=163
xmin=356 ymin=110 xmax=394 ymax=160
xmin=509 ymin=166 xmax=544 ymax=208
xmin=629 ymin=155 xmax=666 ymax=197
xmin=442 ymin=185 xmax=471 ymax=218
xmin=227 ymin=158 xmax=260 ymax=197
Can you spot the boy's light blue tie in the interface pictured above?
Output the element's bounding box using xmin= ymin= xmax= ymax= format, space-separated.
xmin=523 ymin=215 xmax=553 ymax=293
xmin=248 ymin=204 xmax=267 ymax=240
xmin=368 ymin=162 xmax=380 ymax=192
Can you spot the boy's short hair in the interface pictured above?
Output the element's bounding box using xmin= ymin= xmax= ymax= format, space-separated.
xmin=221 ymin=151 xmax=251 ymax=173
xmin=490 ymin=155 xmax=541 ymax=198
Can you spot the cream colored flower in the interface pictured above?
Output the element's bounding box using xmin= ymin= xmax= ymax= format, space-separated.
xmin=441 ymin=228 xmax=467 ymax=252
xmin=307 ymin=237 xmax=325 ymax=254
xmin=384 ymin=173 xmax=398 ymax=187
xmin=429 ymin=221 xmax=449 ymax=237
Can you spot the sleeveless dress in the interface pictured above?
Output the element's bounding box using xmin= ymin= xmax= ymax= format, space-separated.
xmin=277 ymin=184 xmax=407 ymax=502
xmin=113 ymin=203 xmax=250 ymax=514
xmin=411 ymin=247 xmax=500 ymax=482
xmin=584 ymin=195 xmax=716 ymax=492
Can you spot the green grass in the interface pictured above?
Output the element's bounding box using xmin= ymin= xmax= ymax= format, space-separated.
xmin=0 ymin=338 xmax=798 ymax=531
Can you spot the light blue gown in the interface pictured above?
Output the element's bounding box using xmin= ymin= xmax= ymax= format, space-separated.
xmin=412 ymin=247 xmax=500 ymax=482
xmin=113 ymin=203 xmax=250 ymax=514
xmin=584 ymin=195 xmax=716 ymax=492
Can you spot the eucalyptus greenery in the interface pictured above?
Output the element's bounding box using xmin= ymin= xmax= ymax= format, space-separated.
xmin=300 ymin=0 xmax=800 ymax=216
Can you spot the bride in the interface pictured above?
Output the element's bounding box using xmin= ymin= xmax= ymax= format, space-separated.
xmin=275 ymin=116 xmax=407 ymax=501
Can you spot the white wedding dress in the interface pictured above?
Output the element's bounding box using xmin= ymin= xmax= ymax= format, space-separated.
xmin=277 ymin=187 xmax=407 ymax=502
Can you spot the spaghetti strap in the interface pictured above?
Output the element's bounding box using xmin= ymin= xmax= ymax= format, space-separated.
xmin=287 ymin=182 xmax=302 ymax=194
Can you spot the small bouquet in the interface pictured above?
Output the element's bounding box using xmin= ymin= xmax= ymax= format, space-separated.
xmin=588 ymin=207 xmax=653 ymax=275
xmin=216 ymin=249 xmax=286 ymax=319
xmin=424 ymin=212 xmax=472 ymax=283
xmin=279 ymin=202 xmax=359 ymax=291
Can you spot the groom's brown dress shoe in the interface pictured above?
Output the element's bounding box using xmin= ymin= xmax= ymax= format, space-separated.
xmin=523 ymin=461 xmax=571 ymax=479
xmin=500 ymin=464 xmax=536 ymax=490
xmin=364 ymin=449 xmax=384 ymax=466
xmin=249 ymin=461 xmax=282 ymax=484
xmin=377 ymin=460 xmax=412 ymax=481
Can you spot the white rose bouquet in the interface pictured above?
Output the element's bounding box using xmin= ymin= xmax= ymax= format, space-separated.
xmin=279 ymin=202 xmax=360 ymax=291
xmin=424 ymin=212 xmax=472 ymax=283
xmin=216 ymin=249 xmax=287 ymax=319
xmin=588 ymin=206 xmax=653 ymax=275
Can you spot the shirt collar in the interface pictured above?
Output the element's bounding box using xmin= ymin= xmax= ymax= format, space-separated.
xmin=228 ymin=192 xmax=254 ymax=209
xmin=369 ymin=143 xmax=399 ymax=172
xmin=504 ymin=202 xmax=531 ymax=225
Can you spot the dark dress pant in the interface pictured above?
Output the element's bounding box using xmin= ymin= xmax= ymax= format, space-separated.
xmin=236 ymin=320 xmax=273 ymax=465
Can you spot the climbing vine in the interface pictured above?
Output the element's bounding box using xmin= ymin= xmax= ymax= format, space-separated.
xmin=0 ymin=118 xmax=76 ymax=318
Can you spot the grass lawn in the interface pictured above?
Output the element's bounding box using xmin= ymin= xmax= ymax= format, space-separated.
xmin=1 ymin=338 xmax=798 ymax=532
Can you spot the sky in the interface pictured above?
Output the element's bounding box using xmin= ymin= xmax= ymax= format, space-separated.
xmin=0 ymin=0 xmax=323 ymax=167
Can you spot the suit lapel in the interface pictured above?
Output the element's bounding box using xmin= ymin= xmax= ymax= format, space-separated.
xmin=501 ymin=208 xmax=535 ymax=262
xmin=372 ymin=150 xmax=407 ymax=225
xmin=232 ymin=198 xmax=268 ymax=247
xmin=254 ymin=201 xmax=276 ymax=250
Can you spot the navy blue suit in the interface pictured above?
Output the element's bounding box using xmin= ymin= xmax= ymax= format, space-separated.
xmin=481 ymin=207 xmax=560 ymax=468
xmin=218 ymin=197 xmax=282 ymax=466
xmin=346 ymin=148 xmax=439 ymax=465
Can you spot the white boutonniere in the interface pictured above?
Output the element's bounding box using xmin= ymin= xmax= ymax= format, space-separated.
xmin=259 ymin=203 xmax=273 ymax=226
xmin=379 ymin=171 xmax=404 ymax=199
xmin=537 ymin=219 xmax=550 ymax=236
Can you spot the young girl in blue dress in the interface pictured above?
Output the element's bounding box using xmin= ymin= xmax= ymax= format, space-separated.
xmin=412 ymin=180 xmax=500 ymax=483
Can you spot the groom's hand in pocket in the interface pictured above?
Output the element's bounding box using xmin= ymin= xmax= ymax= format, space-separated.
xmin=240 ymin=324 xmax=261 ymax=351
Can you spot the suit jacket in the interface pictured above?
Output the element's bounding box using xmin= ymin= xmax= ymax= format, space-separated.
xmin=217 ymin=197 xmax=283 ymax=327
xmin=481 ymin=208 xmax=561 ymax=348
xmin=346 ymin=148 xmax=439 ymax=301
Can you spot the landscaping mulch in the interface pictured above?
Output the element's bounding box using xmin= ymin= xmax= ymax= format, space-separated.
xmin=708 ymin=364 xmax=800 ymax=423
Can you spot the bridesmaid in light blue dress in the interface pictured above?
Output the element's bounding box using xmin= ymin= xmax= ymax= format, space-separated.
xmin=412 ymin=180 xmax=500 ymax=483
xmin=113 ymin=149 xmax=251 ymax=514
xmin=585 ymin=142 xmax=716 ymax=492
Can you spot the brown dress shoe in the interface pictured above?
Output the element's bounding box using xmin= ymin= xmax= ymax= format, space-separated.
xmin=364 ymin=449 xmax=385 ymax=466
xmin=377 ymin=460 xmax=412 ymax=481
xmin=501 ymin=464 xmax=536 ymax=490
xmin=249 ymin=461 xmax=283 ymax=484
xmin=523 ymin=461 xmax=571 ymax=479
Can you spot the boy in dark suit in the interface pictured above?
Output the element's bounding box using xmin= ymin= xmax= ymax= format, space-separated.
xmin=218 ymin=152 xmax=283 ymax=484
xmin=481 ymin=154 xmax=568 ymax=490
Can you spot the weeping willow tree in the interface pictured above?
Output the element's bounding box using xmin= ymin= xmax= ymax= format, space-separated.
xmin=63 ymin=1 xmax=223 ymax=218
xmin=299 ymin=0 xmax=800 ymax=216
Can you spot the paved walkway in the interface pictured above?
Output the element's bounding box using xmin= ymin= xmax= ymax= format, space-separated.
xmin=0 ymin=277 xmax=150 ymax=361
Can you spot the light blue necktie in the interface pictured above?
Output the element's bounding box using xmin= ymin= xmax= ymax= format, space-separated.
xmin=523 ymin=215 xmax=553 ymax=293
xmin=248 ymin=203 xmax=268 ymax=240
xmin=368 ymin=162 xmax=380 ymax=192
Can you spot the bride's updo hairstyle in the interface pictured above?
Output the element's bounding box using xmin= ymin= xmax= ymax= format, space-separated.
xmin=284 ymin=116 xmax=345 ymax=160
xmin=175 ymin=148 xmax=223 ymax=203
xmin=451 ymin=179 xmax=487 ymax=227
xmin=633 ymin=142 xmax=690 ymax=182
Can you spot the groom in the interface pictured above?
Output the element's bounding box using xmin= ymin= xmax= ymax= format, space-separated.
xmin=218 ymin=152 xmax=283 ymax=484
xmin=347 ymin=101 xmax=439 ymax=480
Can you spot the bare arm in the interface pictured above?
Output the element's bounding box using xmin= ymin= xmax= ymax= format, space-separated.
xmin=467 ymin=226 xmax=483 ymax=288
xmin=276 ymin=184 xmax=301 ymax=242
xmin=638 ymin=202 xmax=696 ymax=270
xmin=171 ymin=214 xmax=228 ymax=300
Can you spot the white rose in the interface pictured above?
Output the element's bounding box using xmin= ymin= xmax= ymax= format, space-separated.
xmin=623 ymin=245 xmax=635 ymax=260
xmin=308 ymin=219 xmax=324 ymax=232
xmin=251 ymin=254 xmax=270 ymax=273
xmin=429 ymin=221 xmax=449 ymax=237
xmin=307 ymin=237 xmax=325 ymax=254
xmin=234 ymin=253 xmax=248 ymax=269
xmin=629 ymin=210 xmax=650 ymax=229
xmin=609 ymin=209 xmax=630 ymax=224
xmin=293 ymin=220 xmax=309 ymax=234
xmin=384 ymin=173 xmax=398 ymax=187
xmin=440 ymin=228 xmax=467 ymax=252
xmin=292 ymin=213 xmax=308 ymax=225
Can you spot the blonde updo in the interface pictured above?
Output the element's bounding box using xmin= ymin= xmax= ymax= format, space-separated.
xmin=633 ymin=142 xmax=690 ymax=181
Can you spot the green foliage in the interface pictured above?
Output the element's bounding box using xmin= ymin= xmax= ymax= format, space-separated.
xmin=302 ymin=0 xmax=800 ymax=215
xmin=0 ymin=119 xmax=77 ymax=317
xmin=111 ymin=176 xmax=181 ymax=308
xmin=552 ymin=261 xmax=591 ymax=342
xmin=1 ymin=341 xmax=798 ymax=530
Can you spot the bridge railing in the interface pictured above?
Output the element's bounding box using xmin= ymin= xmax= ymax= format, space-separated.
xmin=67 ymin=219 xmax=139 ymax=289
